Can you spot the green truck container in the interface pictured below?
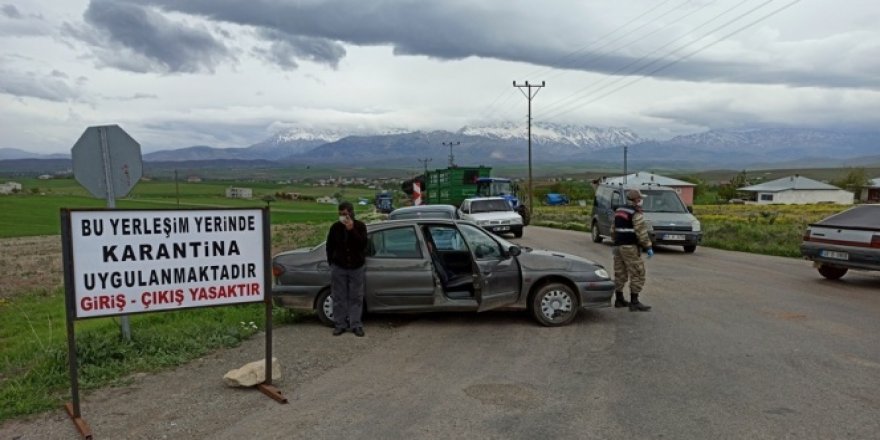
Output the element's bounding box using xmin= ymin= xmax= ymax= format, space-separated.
xmin=424 ymin=166 xmax=492 ymax=205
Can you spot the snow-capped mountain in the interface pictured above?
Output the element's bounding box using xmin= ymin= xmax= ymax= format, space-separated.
xmin=460 ymin=122 xmax=642 ymax=151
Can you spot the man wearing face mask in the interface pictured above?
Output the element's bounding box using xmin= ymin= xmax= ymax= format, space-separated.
xmin=326 ymin=201 xmax=369 ymax=336
xmin=611 ymin=189 xmax=653 ymax=312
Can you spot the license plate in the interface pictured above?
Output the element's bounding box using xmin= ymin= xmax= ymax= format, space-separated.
xmin=820 ymin=250 xmax=849 ymax=260
xmin=664 ymin=234 xmax=685 ymax=241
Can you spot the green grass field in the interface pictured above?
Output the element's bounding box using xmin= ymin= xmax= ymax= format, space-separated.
xmin=0 ymin=178 xmax=387 ymax=237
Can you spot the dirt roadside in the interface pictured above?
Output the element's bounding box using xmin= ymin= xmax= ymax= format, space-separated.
xmin=0 ymin=317 xmax=407 ymax=439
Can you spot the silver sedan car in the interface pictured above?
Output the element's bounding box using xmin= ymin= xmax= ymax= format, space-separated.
xmin=272 ymin=219 xmax=614 ymax=326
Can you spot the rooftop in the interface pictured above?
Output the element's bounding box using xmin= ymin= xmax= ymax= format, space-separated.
xmin=738 ymin=175 xmax=842 ymax=192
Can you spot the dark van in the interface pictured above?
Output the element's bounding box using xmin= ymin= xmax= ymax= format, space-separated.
xmin=591 ymin=183 xmax=702 ymax=253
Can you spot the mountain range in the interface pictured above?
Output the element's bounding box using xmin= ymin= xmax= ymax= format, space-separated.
xmin=2 ymin=124 xmax=880 ymax=172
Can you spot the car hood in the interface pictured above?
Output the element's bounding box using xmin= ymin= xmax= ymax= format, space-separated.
xmin=643 ymin=212 xmax=696 ymax=228
xmin=517 ymin=248 xmax=600 ymax=271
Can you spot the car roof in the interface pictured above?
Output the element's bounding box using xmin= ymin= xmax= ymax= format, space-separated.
xmin=598 ymin=183 xmax=676 ymax=192
xmin=390 ymin=205 xmax=456 ymax=213
xmin=370 ymin=218 xmax=478 ymax=230
xmin=463 ymin=197 xmax=507 ymax=202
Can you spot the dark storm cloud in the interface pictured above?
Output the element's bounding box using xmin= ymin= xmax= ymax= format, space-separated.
xmin=255 ymin=29 xmax=346 ymax=69
xmin=2 ymin=4 xmax=22 ymax=18
xmin=121 ymin=0 xmax=879 ymax=89
xmin=70 ymin=0 xmax=231 ymax=73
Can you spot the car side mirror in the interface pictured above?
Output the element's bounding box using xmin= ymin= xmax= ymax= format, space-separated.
xmin=507 ymin=245 xmax=522 ymax=257
xmin=687 ymin=205 xmax=694 ymax=213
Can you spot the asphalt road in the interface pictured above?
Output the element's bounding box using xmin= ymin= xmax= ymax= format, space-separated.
xmin=3 ymin=226 xmax=879 ymax=439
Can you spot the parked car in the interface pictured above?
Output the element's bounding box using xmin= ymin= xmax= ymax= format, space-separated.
xmin=800 ymin=205 xmax=880 ymax=280
xmin=591 ymin=183 xmax=702 ymax=253
xmin=272 ymin=219 xmax=614 ymax=326
xmin=458 ymin=197 xmax=524 ymax=238
xmin=388 ymin=204 xmax=459 ymax=220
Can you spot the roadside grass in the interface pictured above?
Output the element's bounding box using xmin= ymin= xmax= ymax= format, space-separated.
xmin=0 ymin=223 xmax=327 ymax=422
xmin=0 ymin=288 xmax=297 ymax=422
xmin=532 ymin=204 xmax=852 ymax=257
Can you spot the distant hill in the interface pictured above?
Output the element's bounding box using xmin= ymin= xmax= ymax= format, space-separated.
xmin=4 ymin=126 xmax=879 ymax=174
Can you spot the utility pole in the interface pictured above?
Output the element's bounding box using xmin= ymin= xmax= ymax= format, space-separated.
xmin=442 ymin=141 xmax=460 ymax=168
xmin=623 ymin=146 xmax=628 ymax=184
xmin=513 ymin=80 xmax=545 ymax=214
xmin=417 ymin=157 xmax=432 ymax=177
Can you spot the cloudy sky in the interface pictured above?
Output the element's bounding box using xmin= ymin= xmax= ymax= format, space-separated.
xmin=1 ymin=0 xmax=878 ymax=154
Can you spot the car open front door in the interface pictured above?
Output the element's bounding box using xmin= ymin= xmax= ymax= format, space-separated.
xmin=457 ymin=224 xmax=521 ymax=311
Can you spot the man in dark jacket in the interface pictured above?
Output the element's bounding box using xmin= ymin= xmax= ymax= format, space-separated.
xmin=611 ymin=189 xmax=653 ymax=311
xmin=326 ymin=201 xmax=369 ymax=336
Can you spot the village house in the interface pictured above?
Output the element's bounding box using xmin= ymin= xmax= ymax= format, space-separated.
xmin=738 ymin=175 xmax=853 ymax=205
xmin=860 ymin=178 xmax=880 ymax=203
xmin=0 ymin=181 xmax=23 ymax=195
xmin=225 ymin=187 xmax=253 ymax=199
xmin=316 ymin=196 xmax=339 ymax=205
xmin=598 ymin=172 xmax=697 ymax=206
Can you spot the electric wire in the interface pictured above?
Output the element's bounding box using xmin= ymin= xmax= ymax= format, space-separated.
xmin=544 ymin=0 xmax=800 ymax=119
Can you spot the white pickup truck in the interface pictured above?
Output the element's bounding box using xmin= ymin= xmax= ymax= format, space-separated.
xmin=458 ymin=197 xmax=524 ymax=238
xmin=800 ymin=205 xmax=880 ymax=279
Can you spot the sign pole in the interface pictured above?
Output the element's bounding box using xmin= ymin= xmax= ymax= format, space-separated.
xmin=98 ymin=127 xmax=131 ymax=341
xmin=257 ymin=208 xmax=287 ymax=403
xmin=61 ymin=209 xmax=93 ymax=439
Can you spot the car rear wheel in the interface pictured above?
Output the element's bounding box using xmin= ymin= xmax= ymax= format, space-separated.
xmin=591 ymin=222 xmax=603 ymax=243
xmin=683 ymin=245 xmax=696 ymax=253
xmin=818 ymin=265 xmax=848 ymax=280
xmin=530 ymin=282 xmax=579 ymax=327
xmin=315 ymin=289 xmax=334 ymax=326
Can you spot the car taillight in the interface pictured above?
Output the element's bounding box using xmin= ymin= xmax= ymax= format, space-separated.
xmin=272 ymin=263 xmax=285 ymax=277
xmin=802 ymin=228 xmax=811 ymax=241
xmin=872 ymin=235 xmax=880 ymax=249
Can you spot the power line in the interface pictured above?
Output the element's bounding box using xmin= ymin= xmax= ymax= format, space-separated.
xmin=475 ymin=0 xmax=682 ymax=123
xmin=542 ymin=0 xmax=792 ymax=121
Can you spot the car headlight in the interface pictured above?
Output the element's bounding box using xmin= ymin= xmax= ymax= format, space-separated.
xmin=692 ymin=220 xmax=701 ymax=232
xmin=477 ymin=220 xmax=490 ymax=225
xmin=594 ymin=268 xmax=609 ymax=279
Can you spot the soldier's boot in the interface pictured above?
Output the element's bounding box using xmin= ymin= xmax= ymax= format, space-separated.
xmin=629 ymin=293 xmax=651 ymax=312
xmin=614 ymin=291 xmax=630 ymax=308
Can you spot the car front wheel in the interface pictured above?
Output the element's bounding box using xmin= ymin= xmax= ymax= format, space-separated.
xmin=315 ymin=289 xmax=334 ymax=326
xmin=530 ymin=282 xmax=579 ymax=327
xmin=683 ymin=245 xmax=696 ymax=253
xmin=818 ymin=265 xmax=848 ymax=280
xmin=591 ymin=222 xmax=603 ymax=243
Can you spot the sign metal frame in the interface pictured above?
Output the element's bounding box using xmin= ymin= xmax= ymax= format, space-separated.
xmin=60 ymin=207 xmax=286 ymax=439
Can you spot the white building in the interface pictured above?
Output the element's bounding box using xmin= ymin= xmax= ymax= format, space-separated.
xmin=225 ymin=187 xmax=253 ymax=199
xmin=316 ymin=196 xmax=339 ymax=205
xmin=0 ymin=181 xmax=22 ymax=194
xmin=738 ymin=175 xmax=853 ymax=205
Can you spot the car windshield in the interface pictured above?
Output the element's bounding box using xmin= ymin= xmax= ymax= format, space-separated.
xmin=640 ymin=190 xmax=687 ymax=213
xmin=478 ymin=181 xmax=513 ymax=197
xmin=470 ymin=199 xmax=512 ymax=213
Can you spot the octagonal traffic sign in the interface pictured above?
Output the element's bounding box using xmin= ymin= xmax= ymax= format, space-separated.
xmin=71 ymin=125 xmax=143 ymax=199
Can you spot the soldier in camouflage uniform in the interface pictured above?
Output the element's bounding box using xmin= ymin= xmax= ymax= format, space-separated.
xmin=611 ymin=189 xmax=653 ymax=311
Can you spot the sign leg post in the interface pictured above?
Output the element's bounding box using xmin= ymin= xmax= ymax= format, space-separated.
xmin=256 ymin=208 xmax=287 ymax=403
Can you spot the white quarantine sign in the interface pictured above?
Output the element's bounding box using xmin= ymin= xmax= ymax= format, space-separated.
xmin=68 ymin=209 xmax=266 ymax=318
